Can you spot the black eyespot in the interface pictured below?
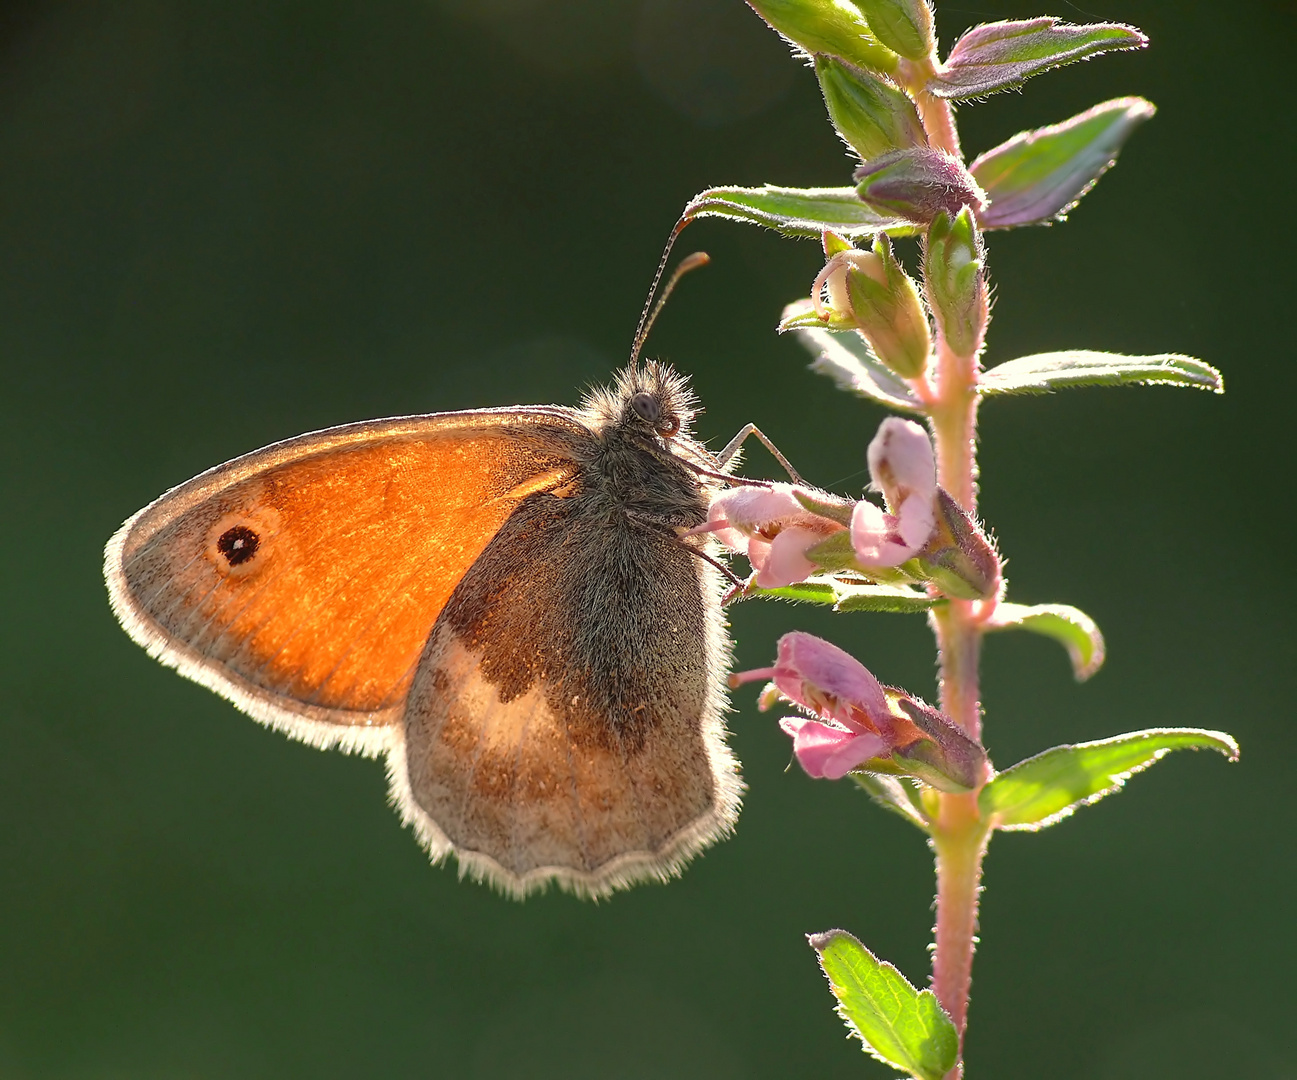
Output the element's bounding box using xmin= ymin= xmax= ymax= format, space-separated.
xmin=216 ymin=524 xmax=260 ymax=566
xmin=629 ymin=391 xmax=660 ymax=425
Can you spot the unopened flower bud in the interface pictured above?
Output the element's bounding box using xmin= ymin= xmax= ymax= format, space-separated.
xmin=813 ymin=237 xmax=931 ymax=379
xmin=745 ymin=0 xmax=899 ymax=75
xmin=916 ymin=488 xmax=1001 ymax=600
xmin=855 ymin=148 xmax=986 ymax=225
xmin=814 ymin=55 xmax=926 ymax=162
xmin=856 ymin=0 xmax=936 ymax=61
xmin=923 ymin=207 xmax=989 ymax=358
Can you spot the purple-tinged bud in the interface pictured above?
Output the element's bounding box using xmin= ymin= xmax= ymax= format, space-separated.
xmin=917 ymin=489 xmax=1001 ymax=600
xmin=854 ymin=148 xmax=986 ymax=225
xmin=814 ymin=55 xmax=926 ymax=162
xmin=813 ymin=236 xmax=931 ymax=379
xmin=856 ymin=0 xmax=935 ymax=62
xmin=922 ymin=207 xmax=988 ymax=358
xmin=889 ymin=695 xmax=989 ymax=792
xmin=745 ymin=0 xmax=899 ymax=75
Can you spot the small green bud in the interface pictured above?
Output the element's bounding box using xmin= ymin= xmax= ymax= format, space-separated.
xmin=856 ymin=0 xmax=936 ymax=62
xmin=923 ymin=207 xmax=988 ymax=358
xmin=745 ymin=0 xmax=899 ymax=74
xmin=815 ymin=236 xmax=930 ymax=379
xmin=815 ymin=55 xmax=926 ymax=162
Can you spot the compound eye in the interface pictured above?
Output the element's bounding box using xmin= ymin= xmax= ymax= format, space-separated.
xmin=629 ymin=391 xmax=660 ymax=425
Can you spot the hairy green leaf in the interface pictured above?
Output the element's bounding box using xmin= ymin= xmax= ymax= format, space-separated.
xmin=980 ymin=350 xmax=1223 ymax=395
xmin=928 ymin=17 xmax=1147 ymax=100
xmin=810 ymin=930 xmax=959 ymax=1080
xmin=972 ymin=97 xmax=1156 ymax=228
xmin=981 ymin=728 xmax=1240 ymax=830
xmin=683 ymin=185 xmax=911 ymax=240
xmin=744 ymin=578 xmax=936 ymax=612
xmin=986 ymin=601 xmax=1105 ymax=680
xmin=791 ymin=322 xmax=922 ymax=412
xmin=851 ymin=773 xmax=932 ymax=830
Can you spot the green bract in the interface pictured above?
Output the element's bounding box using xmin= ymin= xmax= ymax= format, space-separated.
xmin=791 ymin=321 xmax=923 ymax=412
xmin=922 ymin=207 xmax=987 ymax=358
xmin=986 ymin=601 xmax=1106 ymax=681
xmin=855 ymin=0 xmax=935 ymax=61
xmin=815 ymin=55 xmax=926 ymax=161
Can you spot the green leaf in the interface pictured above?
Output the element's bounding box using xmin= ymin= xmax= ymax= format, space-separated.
xmin=855 ymin=0 xmax=935 ymax=62
xmin=745 ymin=0 xmax=900 ymax=75
xmin=972 ymin=97 xmax=1156 ymax=228
xmin=744 ymin=578 xmax=936 ymax=612
xmin=851 ymin=773 xmax=932 ymax=830
xmin=981 ymin=728 xmax=1240 ymax=831
xmin=928 ymin=17 xmax=1147 ymax=100
xmin=834 ymin=582 xmax=938 ymax=613
xmin=986 ymin=601 xmax=1105 ymax=681
xmin=791 ymin=322 xmax=923 ymax=412
xmin=683 ymin=184 xmax=912 ymax=240
xmin=810 ymin=929 xmax=959 ymax=1080
xmin=743 ymin=581 xmax=841 ymax=605
xmin=979 ymin=350 xmax=1224 ymax=396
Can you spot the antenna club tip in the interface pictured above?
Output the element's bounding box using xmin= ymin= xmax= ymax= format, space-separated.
xmin=680 ymin=251 xmax=711 ymax=271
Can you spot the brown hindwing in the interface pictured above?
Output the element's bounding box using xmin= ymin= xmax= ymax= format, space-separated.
xmin=393 ymin=485 xmax=739 ymax=896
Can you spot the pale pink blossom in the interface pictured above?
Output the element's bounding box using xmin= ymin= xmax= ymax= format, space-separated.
xmin=731 ymin=632 xmax=923 ymax=780
xmin=702 ymin=484 xmax=844 ymax=589
xmin=851 ymin=417 xmax=939 ymax=567
xmin=731 ymin=632 xmax=988 ymax=790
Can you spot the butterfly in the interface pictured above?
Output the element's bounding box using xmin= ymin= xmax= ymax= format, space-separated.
xmin=104 ymin=354 xmax=748 ymax=898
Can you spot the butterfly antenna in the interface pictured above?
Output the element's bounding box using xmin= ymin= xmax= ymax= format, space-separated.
xmin=629 ymin=226 xmax=711 ymax=365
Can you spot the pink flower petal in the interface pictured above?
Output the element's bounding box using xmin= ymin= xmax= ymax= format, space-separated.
xmin=850 ymin=499 xmax=925 ymax=567
xmin=867 ymin=417 xmax=936 ymax=506
xmin=754 ymin=527 xmax=823 ymax=588
xmin=776 ymin=632 xmax=890 ymax=723
xmin=708 ymin=485 xmax=805 ymax=534
xmin=894 ymin=491 xmax=937 ymax=550
xmin=779 ymin=716 xmax=889 ymax=780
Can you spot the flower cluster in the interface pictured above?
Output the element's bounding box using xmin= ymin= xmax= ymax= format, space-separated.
xmin=704 ymin=416 xmax=997 ymax=598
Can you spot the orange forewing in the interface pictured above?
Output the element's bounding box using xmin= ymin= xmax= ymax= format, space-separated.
xmin=107 ymin=411 xmax=581 ymax=732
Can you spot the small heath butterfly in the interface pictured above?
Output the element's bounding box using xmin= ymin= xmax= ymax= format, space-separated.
xmin=104 ymin=257 xmax=746 ymax=898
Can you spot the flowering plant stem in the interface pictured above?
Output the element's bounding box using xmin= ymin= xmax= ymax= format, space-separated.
xmin=697 ymin=6 xmax=1235 ymax=1073
xmin=920 ymin=91 xmax=989 ymax=1070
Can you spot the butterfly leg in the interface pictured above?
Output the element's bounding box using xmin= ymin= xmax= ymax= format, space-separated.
xmin=715 ymin=423 xmax=806 ymax=484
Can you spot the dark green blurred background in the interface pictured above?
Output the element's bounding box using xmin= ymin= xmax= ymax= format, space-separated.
xmin=2 ymin=0 xmax=1292 ymax=1076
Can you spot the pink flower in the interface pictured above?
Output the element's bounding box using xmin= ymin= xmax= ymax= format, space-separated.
xmin=732 ymin=632 xmax=990 ymax=790
xmin=731 ymin=632 xmax=924 ymax=780
xmin=851 ymin=417 xmax=938 ymax=567
xmin=701 ymin=484 xmax=844 ymax=589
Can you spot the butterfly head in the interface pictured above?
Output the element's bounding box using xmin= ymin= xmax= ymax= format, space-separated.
xmin=581 ymin=361 xmax=700 ymax=445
